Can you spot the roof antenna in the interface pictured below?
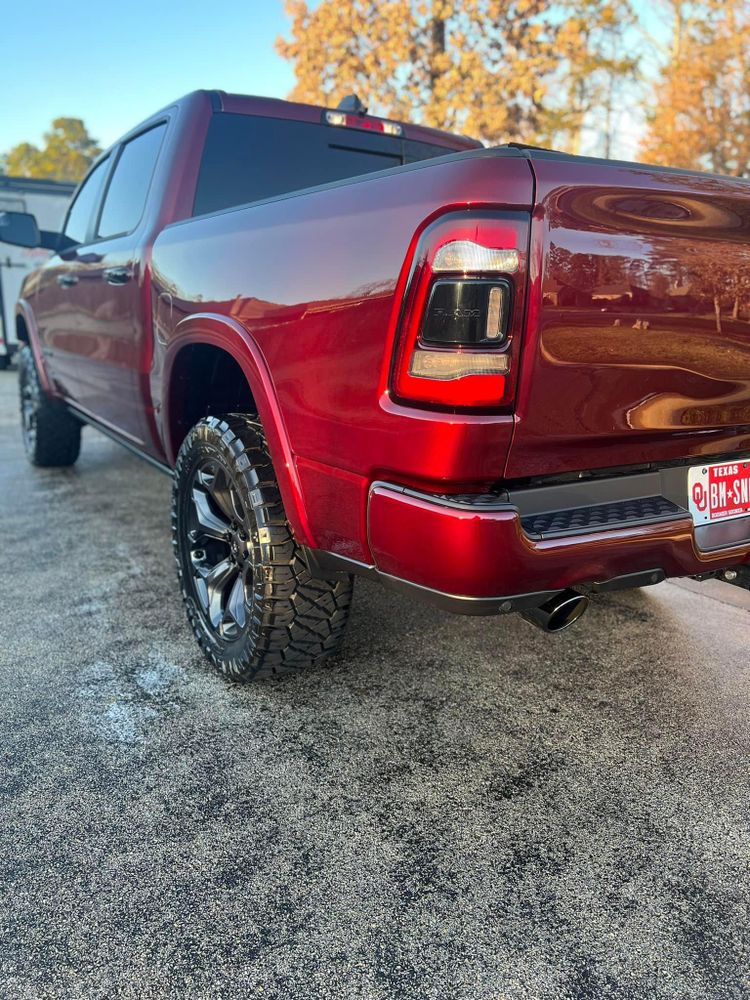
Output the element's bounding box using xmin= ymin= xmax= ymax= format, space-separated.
xmin=337 ymin=94 xmax=368 ymax=115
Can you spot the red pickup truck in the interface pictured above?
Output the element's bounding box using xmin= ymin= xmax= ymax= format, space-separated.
xmin=3 ymin=90 xmax=750 ymax=679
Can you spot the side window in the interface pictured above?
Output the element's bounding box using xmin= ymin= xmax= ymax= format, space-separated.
xmin=63 ymin=158 xmax=110 ymax=244
xmin=97 ymin=123 xmax=166 ymax=239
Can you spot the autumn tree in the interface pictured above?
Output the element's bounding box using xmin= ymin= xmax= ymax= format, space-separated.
xmin=277 ymin=0 xmax=558 ymax=145
xmin=551 ymin=0 xmax=639 ymax=156
xmin=3 ymin=118 xmax=101 ymax=182
xmin=641 ymin=0 xmax=750 ymax=175
xmin=277 ymin=0 xmax=639 ymax=149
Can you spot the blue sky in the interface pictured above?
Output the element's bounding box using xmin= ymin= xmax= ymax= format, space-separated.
xmin=1 ymin=0 xmax=660 ymax=159
xmin=0 ymin=0 xmax=296 ymax=153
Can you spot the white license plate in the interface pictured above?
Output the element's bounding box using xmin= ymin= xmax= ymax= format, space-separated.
xmin=688 ymin=458 xmax=750 ymax=525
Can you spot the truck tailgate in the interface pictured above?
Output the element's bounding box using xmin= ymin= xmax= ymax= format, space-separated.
xmin=506 ymin=155 xmax=750 ymax=480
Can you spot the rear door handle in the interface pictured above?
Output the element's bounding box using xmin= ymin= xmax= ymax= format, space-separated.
xmin=57 ymin=274 xmax=78 ymax=287
xmin=103 ymin=266 xmax=132 ymax=285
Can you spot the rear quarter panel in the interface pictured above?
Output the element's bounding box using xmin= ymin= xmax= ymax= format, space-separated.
xmin=151 ymin=150 xmax=533 ymax=559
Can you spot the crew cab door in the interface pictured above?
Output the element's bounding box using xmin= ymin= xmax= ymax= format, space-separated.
xmin=70 ymin=122 xmax=167 ymax=447
xmin=33 ymin=157 xmax=111 ymax=399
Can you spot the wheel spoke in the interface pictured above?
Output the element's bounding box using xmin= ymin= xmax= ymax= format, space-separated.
xmin=191 ymin=487 xmax=230 ymax=539
xmin=193 ymin=575 xmax=209 ymax=611
xmin=188 ymin=458 xmax=251 ymax=639
xmin=205 ymin=558 xmax=237 ymax=628
xmin=209 ymin=465 xmax=242 ymax=523
xmin=226 ymin=573 xmax=247 ymax=628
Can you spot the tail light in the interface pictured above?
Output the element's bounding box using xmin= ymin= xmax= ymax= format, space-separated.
xmin=390 ymin=212 xmax=528 ymax=409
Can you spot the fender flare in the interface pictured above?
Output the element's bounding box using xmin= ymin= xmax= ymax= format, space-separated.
xmin=15 ymin=299 xmax=54 ymax=394
xmin=163 ymin=313 xmax=314 ymax=548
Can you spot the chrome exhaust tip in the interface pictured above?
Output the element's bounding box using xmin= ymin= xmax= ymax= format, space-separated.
xmin=521 ymin=589 xmax=589 ymax=633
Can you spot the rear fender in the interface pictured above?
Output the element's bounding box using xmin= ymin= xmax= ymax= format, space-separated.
xmin=163 ymin=314 xmax=314 ymax=547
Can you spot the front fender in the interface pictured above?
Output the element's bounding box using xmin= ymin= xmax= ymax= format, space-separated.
xmin=163 ymin=313 xmax=314 ymax=548
xmin=15 ymin=299 xmax=54 ymax=394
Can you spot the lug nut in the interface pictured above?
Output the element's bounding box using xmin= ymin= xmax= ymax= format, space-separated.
xmin=724 ymin=569 xmax=738 ymax=582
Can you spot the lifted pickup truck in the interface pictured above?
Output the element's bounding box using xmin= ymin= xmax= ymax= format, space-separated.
xmin=3 ymin=90 xmax=750 ymax=679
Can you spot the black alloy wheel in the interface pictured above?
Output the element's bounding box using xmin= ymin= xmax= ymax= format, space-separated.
xmin=17 ymin=345 xmax=81 ymax=467
xmin=186 ymin=457 xmax=254 ymax=641
xmin=173 ymin=414 xmax=353 ymax=680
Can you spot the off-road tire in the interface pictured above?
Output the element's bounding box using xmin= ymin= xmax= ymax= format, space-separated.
xmin=173 ymin=414 xmax=353 ymax=680
xmin=18 ymin=345 xmax=81 ymax=467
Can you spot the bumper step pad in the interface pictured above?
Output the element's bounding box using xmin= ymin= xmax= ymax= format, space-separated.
xmin=521 ymin=495 xmax=687 ymax=540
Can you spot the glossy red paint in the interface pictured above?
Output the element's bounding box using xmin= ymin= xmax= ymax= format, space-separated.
xmin=14 ymin=300 xmax=50 ymax=393
xmin=152 ymin=148 xmax=534 ymax=560
xmin=368 ymin=485 xmax=750 ymax=598
xmin=162 ymin=314 xmax=316 ymax=547
xmin=25 ymin=92 xmax=219 ymax=447
xmin=507 ymin=155 xmax=750 ymax=479
xmin=15 ymin=90 xmax=750 ymax=609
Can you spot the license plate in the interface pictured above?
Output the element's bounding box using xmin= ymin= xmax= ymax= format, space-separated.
xmin=688 ymin=458 xmax=750 ymax=524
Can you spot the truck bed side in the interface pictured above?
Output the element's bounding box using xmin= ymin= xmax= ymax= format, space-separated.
xmin=151 ymin=149 xmax=534 ymax=560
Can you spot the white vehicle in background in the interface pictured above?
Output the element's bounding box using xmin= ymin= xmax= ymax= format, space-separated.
xmin=0 ymin=176 xmax=74 ymax=368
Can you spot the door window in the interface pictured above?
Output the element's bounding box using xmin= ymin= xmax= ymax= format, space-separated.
xmin=63 ymin=158 xmax=110 ymax=244
xmin=97 ymin=123 xmax=166 ymax=239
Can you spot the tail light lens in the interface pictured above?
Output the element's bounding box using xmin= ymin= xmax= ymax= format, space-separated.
xmin=419 ymin=279 xmax=512 ymax=347
xmin=391 ymin=212 xmax=528 ymax=409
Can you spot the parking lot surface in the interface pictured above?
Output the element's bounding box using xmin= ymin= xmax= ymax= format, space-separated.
xmin=0 ymin=369 xmax=749 ymax=1000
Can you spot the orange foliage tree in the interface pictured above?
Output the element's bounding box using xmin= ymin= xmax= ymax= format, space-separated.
xmin=641 ymin=0 xmax=750 ymax=175
xmin=3 ymin=118 xmax=100 ymax=182
xmin=277 ymin=0 xmax=638 ymax=149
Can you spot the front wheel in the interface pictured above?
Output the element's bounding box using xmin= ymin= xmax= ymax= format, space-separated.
xmin=172 ymin=414 xmax=353 ymax=680
xmin=18 ymin=345 xmax=81 ymax=467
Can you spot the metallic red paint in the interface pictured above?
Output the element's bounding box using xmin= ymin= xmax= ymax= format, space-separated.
xmin=507 ymin=156 xmax=750 ymax=479
xmin=152 ymin=146 xmax=535 ymax=562
xmin=367 ymin=484 xmax=749 ymax=599
xmin=15 ymin=91 xmax=750 ymax=609
xmin=162 ymin=314 xmax=316 ymax=548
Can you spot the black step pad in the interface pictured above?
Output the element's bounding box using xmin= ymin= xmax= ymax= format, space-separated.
xmin=522 ymin=495 xmax=686 ymax=540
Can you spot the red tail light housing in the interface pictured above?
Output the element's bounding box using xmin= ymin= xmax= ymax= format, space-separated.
xmin=390 ymin=211 xmax=529 ymax=409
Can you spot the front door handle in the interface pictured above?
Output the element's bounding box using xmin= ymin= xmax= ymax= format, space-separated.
xmin=103 ymin=266 xmax=132 ymax=286
xmin=57 ymin=274 xmax=78 ymax=288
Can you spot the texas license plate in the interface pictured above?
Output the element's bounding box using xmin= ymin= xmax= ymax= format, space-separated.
xmin=688 ymin=458 xmax=750 ymax=524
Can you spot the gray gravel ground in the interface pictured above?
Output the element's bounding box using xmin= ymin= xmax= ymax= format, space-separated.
xmin=0 ymin=368 xmax=749 ymax=1000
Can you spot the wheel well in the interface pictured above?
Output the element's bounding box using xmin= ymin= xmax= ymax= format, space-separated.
xmin=168 ymin=344 xmax=256 ymax=454
xmin=16 ymin=316 xmax=29 ymax=343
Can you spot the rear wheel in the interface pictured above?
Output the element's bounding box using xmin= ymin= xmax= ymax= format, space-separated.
xmin=173 ymin=414 xmax=353 ymax=680
xmin=18 ymin=345 xmax=81 ymax=467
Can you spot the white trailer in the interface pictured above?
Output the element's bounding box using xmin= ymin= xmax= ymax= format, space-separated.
xmin=0 ymin=175 xmax=75 ymax=367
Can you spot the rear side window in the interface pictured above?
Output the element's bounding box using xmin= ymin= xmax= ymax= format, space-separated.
xmin=64 ymin=158 xmax=109 ymax=244
xmin=97 ymin=123 xmax=166 ymax=239
xmin=193 ymin=113 xmax=455 ymax=217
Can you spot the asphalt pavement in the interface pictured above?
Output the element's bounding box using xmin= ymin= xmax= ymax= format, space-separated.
xmin=0 ymin=368 xmax=749 ymax=1000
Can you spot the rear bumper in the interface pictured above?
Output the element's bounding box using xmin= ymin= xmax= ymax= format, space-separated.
xmin=352 ymin=478 xmax=750 ymax=614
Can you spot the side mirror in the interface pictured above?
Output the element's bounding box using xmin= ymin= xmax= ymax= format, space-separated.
xmin=0 ymin=211 xmax=41 ymax=248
